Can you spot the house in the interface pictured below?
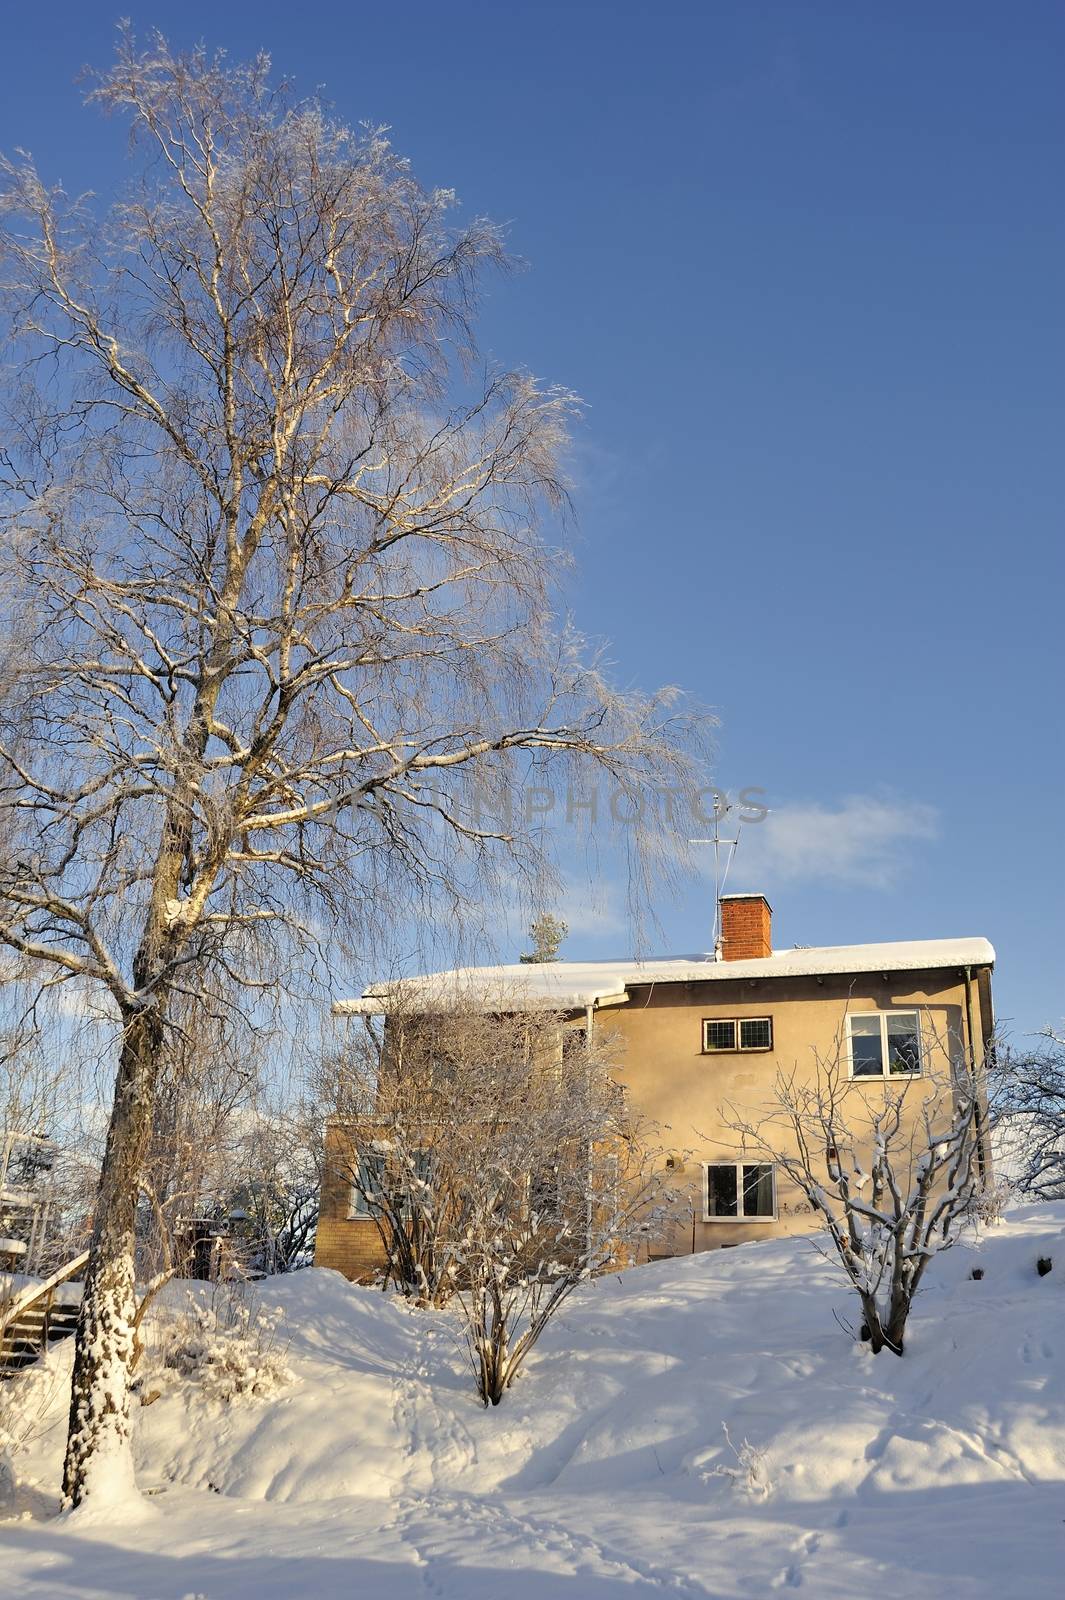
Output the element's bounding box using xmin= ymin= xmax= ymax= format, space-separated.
xmin=314 ymin=894 xmax=995 ymax=1279
xmin=0 ymin=1130 xmax=61 ymax=1275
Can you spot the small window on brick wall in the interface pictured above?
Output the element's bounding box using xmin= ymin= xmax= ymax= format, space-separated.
xmin=702 ymin=1016 xmax=773 ymax=1053
xmin=349 ymin=1153 xmax=385 ymax=1217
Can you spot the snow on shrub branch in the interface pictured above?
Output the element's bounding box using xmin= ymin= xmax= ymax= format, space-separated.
xmin=724 ymin=1016 xmax=985 ymax=1356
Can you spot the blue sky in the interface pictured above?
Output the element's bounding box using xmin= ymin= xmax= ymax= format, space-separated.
xmin=2 ymin=2 xmax=1061 ymax=1035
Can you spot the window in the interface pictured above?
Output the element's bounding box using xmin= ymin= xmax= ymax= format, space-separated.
xmin=352 ymin=1148 xmax=433 ymax=1218
xmin=847 ymin=1012 xmax=922 ymax=1078
xmin=529 ymin=1165 xmax=561 ymax=1222
xmin=396 ymin=1149 xmax=434 ymax=1216
xmin=350 ymin=1152 xmax=386 ymax=1217
xmin=702 ymin=1016 xmax=773 ymax=1053
xmin=705 ymin=1019 xmax=737 ymax=1051
xmin=739 ymin=1017 xmax=772 ymax=1051
xmin=704 ymin=1161 xmax=776 ymax=1221
xmin=562 ymin=1025 xmax=588 ymax=1062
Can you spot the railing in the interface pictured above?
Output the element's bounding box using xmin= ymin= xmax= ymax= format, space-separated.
xmin=0 ymin=1249 xmax=89 ymax=1340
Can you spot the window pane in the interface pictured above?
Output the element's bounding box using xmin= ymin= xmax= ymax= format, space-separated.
xmin=706 ymin=1164 xmax=738 ymax=1217
xmin=850 ymin=1016 xmax=884 ymax=1076
xmin=887 ymin=1013 xmax=921 ymax=1074
xmin=705 ymin=1020 xmax=737 ymax=1051
xmin=529 ymin=1166 xmax=559 ymax=1218
xmin=394 ymin=1149 xmax=433 ymax=1218
xmin=563 ymin=1027 xmax=588 ymax=1062
xmin=742 ymin=1164 xmax=775 ymax=1216
xmin=739 ymin=1017 xmax=772 ymax=1050
xmin=412 ymin=1149 xmax=433 ymax=1184
xmin=353 ymin=1152 xmax=385 ymax=1215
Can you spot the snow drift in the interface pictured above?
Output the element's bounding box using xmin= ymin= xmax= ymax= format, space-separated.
xmin=1 ymin=1203 xmax=1063 ymax=1597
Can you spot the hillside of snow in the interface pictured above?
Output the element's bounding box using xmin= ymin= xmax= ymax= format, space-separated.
xmin=2 ymin=1204 xmax=1064 ymax=1598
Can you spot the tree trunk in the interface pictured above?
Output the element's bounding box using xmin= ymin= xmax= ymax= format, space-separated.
xmin=859 ymin=1291 xmax=906 ymax=1357
xmin=883 ymin=1295 xmax=908 ymax=1356
xmin=62 ymin=1007 xmax=164 ymax=1507
xmin=481 ymin=1283 xmax=509 ymax=1405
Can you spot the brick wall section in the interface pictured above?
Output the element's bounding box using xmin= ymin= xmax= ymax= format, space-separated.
xmin=312 ymin=1121 xmax=389 ymax=1282
xmin=719 ymin=894 xmax=772 ymax=960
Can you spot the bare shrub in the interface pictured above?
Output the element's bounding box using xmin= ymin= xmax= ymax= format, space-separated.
xmin=965 ymin=1174 xmax=1012 ymax=1228
xmin=711 ymin=1423 xmax=773 ymax=1500
xmin=0 ymin=1342 xmax=69 ymax=1506
xmin=725 ymin=1021 xmax=982 ymax=1356
xmin=326 ymin=985 xmax=679 ymax=1402
xmin=988 ymin=1029 xmax=1065 ymax=1201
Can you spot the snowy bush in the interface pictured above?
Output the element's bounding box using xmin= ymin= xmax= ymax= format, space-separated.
xmin=144 ymin=1284 xmax=292 ymax=1403
xmin=710 ymin=1423 xmax=773 ymax=1500
xmin=327 ymin=988 xmax=681 ymax=1404
xmin=0 ymin=1345 xmax=68 ymax=1505
xmin=965 ymin=1174 xmax=1013 ymax=1228
xmin=988 ymin=1030 xmax=1065 ymax=1201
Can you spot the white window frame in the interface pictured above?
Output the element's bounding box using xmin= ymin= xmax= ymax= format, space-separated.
xmin=702 ymin=1016 xmax=774 ymax=1054
xmin=846 ymin=1010 xmax=923 ymax=1080
xmin=702 ymin=1160 xmax=778 ymax=1223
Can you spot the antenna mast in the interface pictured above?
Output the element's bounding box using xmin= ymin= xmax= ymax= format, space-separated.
xmin=689 ymin=796 xmax=740 ymax=960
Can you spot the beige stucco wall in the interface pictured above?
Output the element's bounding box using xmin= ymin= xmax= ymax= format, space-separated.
xmin=594 ymin=966 xmax=992 ymax=1257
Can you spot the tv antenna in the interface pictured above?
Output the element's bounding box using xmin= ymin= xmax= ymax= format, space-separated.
xmin=690 ymin=795 xmax=740 ymax=960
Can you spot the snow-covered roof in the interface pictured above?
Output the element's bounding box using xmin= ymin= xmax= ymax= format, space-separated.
xmin=334 ymin=937 xmax=995 ymax=1015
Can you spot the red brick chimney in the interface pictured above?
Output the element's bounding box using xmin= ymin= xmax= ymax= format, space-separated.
xmin=719 ymin=893 xmax=772 ymax=960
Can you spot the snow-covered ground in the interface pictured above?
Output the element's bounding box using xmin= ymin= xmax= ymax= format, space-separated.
xmin=2 ymin=1204 xmax=1064 ymax=1598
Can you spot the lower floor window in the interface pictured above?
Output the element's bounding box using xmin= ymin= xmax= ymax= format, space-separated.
xmin=350 ymin=1152 xmax=386 ymax=1217
xmin=350 ymin=1148 xmax=433 ymax=1219
xmin=705 ymin=1161 xmax=776 ymax=1220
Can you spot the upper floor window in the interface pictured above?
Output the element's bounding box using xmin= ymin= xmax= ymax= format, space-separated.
xmin=703 ymin=1016 xmax=773 ymax=1053
xmin=847 ymin=1011 xmax=922 ymax=1078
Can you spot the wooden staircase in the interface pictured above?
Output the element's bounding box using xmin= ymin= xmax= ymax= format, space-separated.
xmin=0 ymin=1252 xmax=88 ymax=1377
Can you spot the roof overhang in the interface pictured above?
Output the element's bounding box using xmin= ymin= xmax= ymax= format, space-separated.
xmin=332 ymin=937 xmax=995 ymax=1018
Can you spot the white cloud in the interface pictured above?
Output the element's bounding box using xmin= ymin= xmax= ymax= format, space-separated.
xmin=729 ymin=795 xmax=939 ymax=891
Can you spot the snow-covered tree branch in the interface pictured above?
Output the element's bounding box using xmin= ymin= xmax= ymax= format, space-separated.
xmin=988 ymin=1028 xmax=1065 ymax=1200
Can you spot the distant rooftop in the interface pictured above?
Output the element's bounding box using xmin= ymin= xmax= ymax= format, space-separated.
xmin=335 ymin=937 xmax=995 ymax=1015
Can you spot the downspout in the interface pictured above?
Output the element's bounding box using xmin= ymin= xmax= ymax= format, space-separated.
xmin=963 ymin=966 xmax=989 ymax=1187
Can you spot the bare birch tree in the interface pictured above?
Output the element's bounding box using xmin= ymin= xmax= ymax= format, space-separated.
xmin=0 ymin=33 xmax=708 ymax=1501
xmin=726 ymin=1030 xmax=982 ymax=1355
